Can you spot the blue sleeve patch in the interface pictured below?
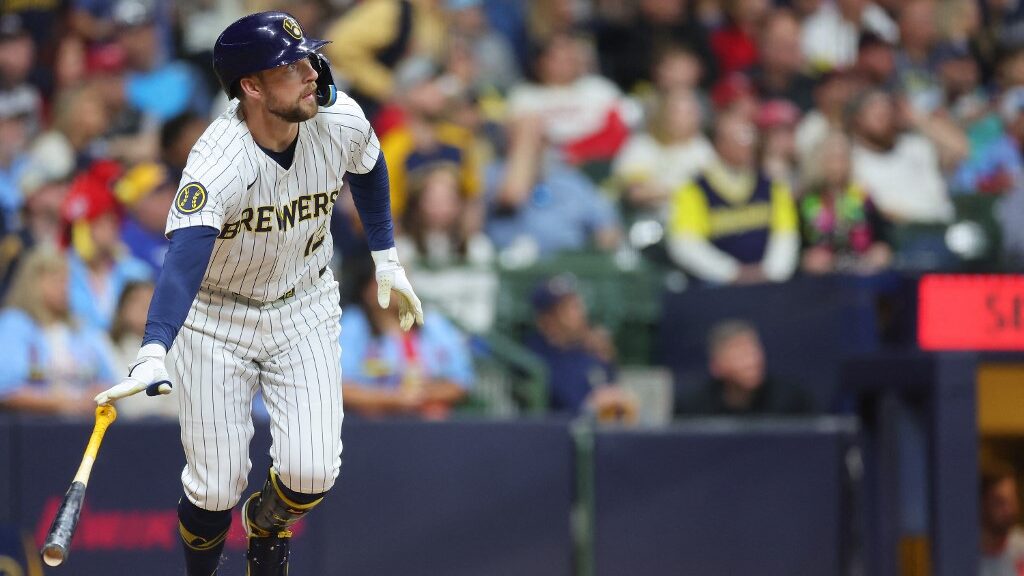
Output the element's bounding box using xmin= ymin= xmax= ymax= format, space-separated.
xmin=175 ymin=182 xmax=208 ymax=215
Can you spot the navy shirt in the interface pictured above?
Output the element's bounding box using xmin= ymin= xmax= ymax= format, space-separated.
xmin=525 ymin=331 xmax=616 ymax=414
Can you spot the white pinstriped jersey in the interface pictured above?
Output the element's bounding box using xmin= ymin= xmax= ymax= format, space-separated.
xmin=166 ymin=94 xmax=380 ymax=302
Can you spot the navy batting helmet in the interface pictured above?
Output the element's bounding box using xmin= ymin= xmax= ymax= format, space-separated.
xmin=213 ymin=11 xmax=337 ymax=106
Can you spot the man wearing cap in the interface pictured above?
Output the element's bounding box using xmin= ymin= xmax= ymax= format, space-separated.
xmin=526 ymin=274 xmax=635 ymax=420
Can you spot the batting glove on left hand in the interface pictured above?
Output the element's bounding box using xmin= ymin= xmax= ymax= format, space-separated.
xmin=372 ymin=247 xmax=424 ymax=331
xmin=94 ymin=343 xmax=173 ymax=405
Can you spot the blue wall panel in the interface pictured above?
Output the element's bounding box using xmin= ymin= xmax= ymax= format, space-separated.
xmin=593 ymin=422 xmax=851 ymax=576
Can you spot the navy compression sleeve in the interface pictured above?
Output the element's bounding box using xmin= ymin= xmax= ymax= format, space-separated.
xmin=347 ymin=151 xmax=394 ymax=251
xmin=142 ymin=226 xmax=218 ymax=350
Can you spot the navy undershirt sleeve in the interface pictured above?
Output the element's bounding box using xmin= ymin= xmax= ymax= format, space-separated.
xmin=142 ymin=226 xmax=219 ymax=350
xmin=347 ymin=151 xmax=395 ymax=251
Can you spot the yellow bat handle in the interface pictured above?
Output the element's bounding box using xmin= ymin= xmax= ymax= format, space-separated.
xmin=73 ymin=405 xmax=117 ymax=485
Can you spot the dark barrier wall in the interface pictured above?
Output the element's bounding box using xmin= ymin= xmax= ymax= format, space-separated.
xmin=658 ymin=275 xmax=904 ymax=410
xmin=7 ymin=418 xmax=574 ymax=576
xmin=317 ymin=419 xmax=574 ymax=576
xmin=0 ymin=416 xmax=12 ymax=524
xmin=12 ymin=419 xmax=319 ymax=576
xmin=591 ymin=421 xmax=853 ymax=576
xmin=3 ymin=417 xmax=873 ymax=575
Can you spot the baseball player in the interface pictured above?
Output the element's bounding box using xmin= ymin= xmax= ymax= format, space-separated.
xmin=92 ymin=11 xmax=423 ymax=576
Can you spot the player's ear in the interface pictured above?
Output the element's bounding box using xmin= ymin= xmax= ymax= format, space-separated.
xmin=238 ymin=75 xmax=262 ymax=100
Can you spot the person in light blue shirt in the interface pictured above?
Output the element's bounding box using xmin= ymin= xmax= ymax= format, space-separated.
xmin=484 ymin=132 xmax=621 ymax=258
xmin=62 ymin=161 xmax=152 ymax=331
xmin=0 ymin=248 xmax=118 ymax=415
xmin=0 ymin=88 xmax=36 ymax=233
xmin=340 ymin=260 xmax=473 ymax=418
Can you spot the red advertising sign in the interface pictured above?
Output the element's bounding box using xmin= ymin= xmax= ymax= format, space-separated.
xmin=919 ymin=275 xmax=1024 ymax=350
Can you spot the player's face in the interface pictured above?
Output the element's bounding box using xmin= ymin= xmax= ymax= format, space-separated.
xmin=259 ymin=58 xmax=319 ymax=122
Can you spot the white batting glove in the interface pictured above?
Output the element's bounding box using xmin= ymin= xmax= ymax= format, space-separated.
xmin=372 ymin=247 xmax=424 ymax=331
xmin=94 ymin=343 xmax=173 ymax=405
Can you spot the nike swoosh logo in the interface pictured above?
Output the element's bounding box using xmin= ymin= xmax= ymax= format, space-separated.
xmin=247 ymin=177 xmax=258 ymax=190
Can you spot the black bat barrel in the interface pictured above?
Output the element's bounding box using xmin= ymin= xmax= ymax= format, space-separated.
xmin=41 ymin=481 xmax=87 ymax=567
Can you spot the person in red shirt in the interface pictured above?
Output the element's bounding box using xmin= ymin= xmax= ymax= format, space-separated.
xmin=710 ymin=0 xmax=769 ymax=76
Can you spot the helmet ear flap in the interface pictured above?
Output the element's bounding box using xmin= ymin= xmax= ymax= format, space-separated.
xmin=309 ymin=53 xmax=337 ymax=107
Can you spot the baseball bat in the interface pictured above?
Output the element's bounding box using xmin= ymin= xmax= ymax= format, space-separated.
xmin=40 ymin=404 xmax=117 ymax=567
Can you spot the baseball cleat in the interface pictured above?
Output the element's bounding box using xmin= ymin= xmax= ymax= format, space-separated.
xmin=242 ymin=493 xmax=292 ymax=576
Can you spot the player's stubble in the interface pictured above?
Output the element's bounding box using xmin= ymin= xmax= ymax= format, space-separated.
xmin=265 ymin=87 xmax=318 ymax=124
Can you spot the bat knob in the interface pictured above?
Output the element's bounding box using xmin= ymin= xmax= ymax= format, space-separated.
xmin=146 ymin=380 xmax=173 ymax=396
xmin=41 ymin=542 xmax=67 ymax=566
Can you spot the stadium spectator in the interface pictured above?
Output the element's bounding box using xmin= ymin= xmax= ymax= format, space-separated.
xmin=0 ymin=89 xmax=34 ymax=233
xmin=106 ymin=279 xmax=174 ymax=419
xmin=666 ymin=112 xmax=799 ymax=285
xmin=853 ymin=30 xmax=898 ymax=89
xmin=112 ymin=0 xmax=210 ymax=122
xmin=675 ymin=320 xmax=813 ymax=416
xmin=324 ymin=0 xmax=447 ymax=123
xmin=711 ymin=72 xmax=761 ymax=120
xmin=944 ymin=47 xmax=1022 ymax=197
xmin=526 ymin=0 xmax=591 ymax=43
xmin=710 ymin=0 xmax=769 ymax=77
xmin=507 ymin=32 xmax=630 ymax=167
xmin=894 ymin=0 xmax=944 ymax=116
xmin=796 ymin=70 xmax=860 ymax=168
xmin=756 ymin=99 xmax=801 ymax=189
xmin=789 ymin=0 xmax=823 ymax=20
xmin=86 ymin=43 xmax=160 ymax=165
xmin=594 ymin=0 xmax=717 ymax=94
xmin=981 ymin=460 xmax=1024 ymax=576
xmin=526 ymin=274 xmax=636 ymax=420
xmin=172 ymin=0 xmax=244 ymax=98
xmin=0 ymin=14 xmax=42 ymax=128
xmin=749 ymin=9 xmax=816 ymax=112
xmin=340 ymin=258 xmax=472 ymax=419
xmin=484 ymin=116 xmax=622 ymax=260
xmin=71 ymin=0 xmax=173 ymax=54
xmin=0 ymin=247 xmax=117 ymax=415
xmin=613 ymin=88 xmax=714 ymax=217
xmin=113 ymin=161 xmax=173 ymax=274
xmin=848 ymin=89 xmax=957 ymax=223
xmin=0 ymin=154 xmax=72 ymax=296
xmin=799 ymin=132 xmax=892 ymax=275
xmin=397 ymin=164 xmax=496 ymax=333
xmin=22 ymin=83 xmax=109 ymax=176
xmin=445 ymin=0 xmax=520 ymax=93
xmin=158 ymin=112 xmax=207 ymax=177
xmin=997 ymin=88 xmax=1024 ymax=268
xmin=61 ymin=161 xmax=151 ymax=331
xmin=650 ymin=43 xmax=707 ymax=97
xmin=377 ymin=56 xmax=481 ymax=219
xmin=979 ymin=0 xmax=1024 ymax=82
xmin=800 ymin=0 xmax=899 ymax=70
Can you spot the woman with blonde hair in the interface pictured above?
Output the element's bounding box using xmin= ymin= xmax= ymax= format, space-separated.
xmin=0 ymin=247 xmax=117 ymax=414
xmin=612 ymin=88 xmax=715 ymax=214
xmin=798 ymin=131 xmax=892 ymax=275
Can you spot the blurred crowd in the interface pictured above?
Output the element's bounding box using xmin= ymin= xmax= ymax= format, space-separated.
xmin=1 ymin=0 xmax=1022 ymax=421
